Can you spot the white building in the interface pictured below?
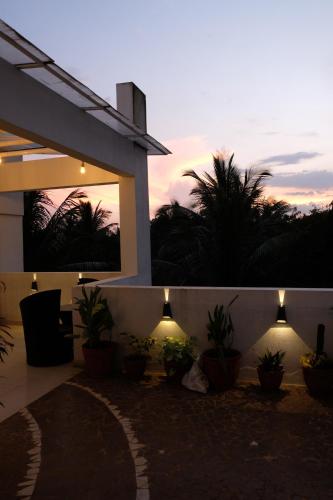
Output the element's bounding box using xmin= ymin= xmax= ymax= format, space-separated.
xmin=0 ymin=19 xmax=170 ymax=284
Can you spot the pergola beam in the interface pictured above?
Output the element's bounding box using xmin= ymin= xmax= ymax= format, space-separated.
xmin=0 ymin=57 xmax=140 ymax=176
xmin=0 ymin=156 xmax=119 ymax=193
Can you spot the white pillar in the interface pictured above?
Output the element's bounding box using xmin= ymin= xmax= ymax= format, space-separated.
xmin=117 ymin=83 xmax=151 ymax=285
xmin=118 ymin=150 xmax=151 ymax=284
xmin=0 ymin=191 xmax=24 ymax=271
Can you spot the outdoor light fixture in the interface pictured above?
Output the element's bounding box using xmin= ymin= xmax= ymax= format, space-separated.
xmin=31 ymin=273 xmax=38 ymax=292
xmin=162 ymin=288 xmax=173 ymax=319
xmin=80 ymin=161 xmax=86 ymax=174
xmin=77 ymin=272 xmax=83 ymax=285
xmin=276 ymin=289 xmax=287 ymax=323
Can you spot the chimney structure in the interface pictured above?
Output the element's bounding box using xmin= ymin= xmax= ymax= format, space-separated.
xmin=116 ymin=82 xmax=147 ymax=133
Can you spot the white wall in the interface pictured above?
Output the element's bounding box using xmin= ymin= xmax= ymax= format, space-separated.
xmin=73 ymin=286 xmax=333 ymax=383
xmin=0 ymin=272 xmax=122 ymax=321
xmin=0 ymin=193 xmax=24 ymax=271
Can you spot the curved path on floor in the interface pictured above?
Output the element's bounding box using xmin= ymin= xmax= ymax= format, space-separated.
xmin=0 ymin=381 xmax=146 ymax=499
xmin=1 ymin=374 xmax=333 ymax=499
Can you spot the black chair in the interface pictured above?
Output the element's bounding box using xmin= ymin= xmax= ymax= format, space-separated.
xmin=19 ymin=289 xmax=73 ymax=367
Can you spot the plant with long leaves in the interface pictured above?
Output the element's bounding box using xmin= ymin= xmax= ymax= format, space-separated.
xmin=75 ymin=287 xmax=114 ymax=348
xmin=258 ymin=349 xmax=285 ymax=371
xmin=207 ymin=295 xmax=239 ymax=362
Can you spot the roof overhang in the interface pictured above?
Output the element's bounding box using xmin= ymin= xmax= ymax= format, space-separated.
xmin=0 ymin=19 xmax=171 ymax=158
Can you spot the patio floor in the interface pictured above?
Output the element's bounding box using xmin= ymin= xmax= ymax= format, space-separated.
xmin=1 ymin=373 xmax=333 ymax=499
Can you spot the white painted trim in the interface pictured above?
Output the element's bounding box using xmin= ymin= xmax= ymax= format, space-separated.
xmin=17 ymin=408 xmax=42 ymax=499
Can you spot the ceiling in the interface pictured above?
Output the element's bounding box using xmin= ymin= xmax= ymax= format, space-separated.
xmin=0 ymin=129 xmax=56 ymax=159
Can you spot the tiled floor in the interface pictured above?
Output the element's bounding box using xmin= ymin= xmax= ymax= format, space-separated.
xmin=1 ymin=374 xmax=333 ymax=499
xmin=0 ymin=324 xmax=81 ymax=423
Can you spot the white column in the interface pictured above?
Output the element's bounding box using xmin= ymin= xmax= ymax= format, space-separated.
xmin=118 ymin=149 xmax=152 ymax=284
xmin=0 ymin=191 xmax=24 ymax=271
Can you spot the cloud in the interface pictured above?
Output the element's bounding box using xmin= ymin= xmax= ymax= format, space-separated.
xmin=287 ymin=190 xmax=317 ymax=197
xmin=295 ymin=203 xmax=322 ymax=214
xmin=262 ymin=131 xmax=319 ymax=138
xmin=296 ymin=131 xmax=319 ymax=138
xmin=268 ymin=170 xmax=333 ymax=189
xmin=257 ymin=151 xmax=322 ymax=166
xmin=148 ymin=135 xmax=212 ymax=216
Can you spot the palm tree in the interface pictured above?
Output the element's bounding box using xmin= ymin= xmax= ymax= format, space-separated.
xmin=23 ymin=190 xmax=54 ymax=234
xmin=24 ymin=189 xmax=121 ymax=271
xmin=58 ymin=201 xmax=120 ymax=270
xmin=183 ymin=153 xmax=271 ymax=285
xmin=23 ymin=190 xmax=55 ymax=270
xmin=151 ymin=201 xmax=211 ymax=284
xmin=24 ymin=189 xmax=87 ymax=270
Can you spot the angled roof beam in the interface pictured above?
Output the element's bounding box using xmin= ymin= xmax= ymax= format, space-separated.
xmin=16 ymin=61 xmax=52 ymax=69
xmin=0 ymin=57 xmax=142 ymax=175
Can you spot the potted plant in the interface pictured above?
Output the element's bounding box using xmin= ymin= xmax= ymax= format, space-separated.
xmin=75 ymin=286 xmax=115 ymax=377
xmin=160 ymin=336 xmax=196 ymax=383
xmin=257 ymin=349 xmax=285 ymax=391
xmin=300 ymin=324 xmax=333 ymax=396
xmin=201 ymin=295 xmax=241 ymax=391
xmin=120 ymin=332 xmax=155 ymax=379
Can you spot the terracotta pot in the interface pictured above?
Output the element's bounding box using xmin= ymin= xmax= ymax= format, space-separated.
xmin=257 ymin=366 xmax=284 ymax=391
xmin=302 ymin=367 xmax=333 ymax=396
xmin=201 ymin=349 xmax=241 ymax=391
xmin=123 ymin=355 xmax=147 ymax=379
xmin=164 ymin=359 xmax=193 ymax=383
xmin=82 ymin=341 xmax=117 ymax=378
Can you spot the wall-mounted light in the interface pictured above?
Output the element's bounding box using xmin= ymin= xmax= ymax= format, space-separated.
xmin=162 ymin=288 xmax=172 ymax=319
xmin=276 ymin=289 xmax=287 ymax=323
xmin=80 ymin=161 xmax=86 ymax=175
xmin=31 ymin=272 xmax=38 ymax=292
xmin=77 ymin=272 xmax=83 ymax=285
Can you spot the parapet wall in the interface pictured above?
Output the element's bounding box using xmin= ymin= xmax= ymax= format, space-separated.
xmin=73 ymin=285 xmax=333 ymax=384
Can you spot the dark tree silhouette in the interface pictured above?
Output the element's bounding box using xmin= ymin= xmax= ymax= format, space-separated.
xmin=151 ymin=153 xmax=301 ymax=286
xmin=58 ymin=201 xmax=120 ymax=270
xmin=151 ymin=201 xmax=211 ymax=285
xmin=23 ymin=190 xmax=120 ymax=271
xmin=184 ymin=153 xmax=272 ymax=284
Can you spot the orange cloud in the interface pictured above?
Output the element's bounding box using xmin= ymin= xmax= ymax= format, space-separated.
xmin=266 ymin=185 xmax=332 ymax=210
xmin=148 ymin=135 xmax=212 ymax=216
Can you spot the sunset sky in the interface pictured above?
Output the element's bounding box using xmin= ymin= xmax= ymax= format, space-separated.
xmin=3 ymin=1 xmax=333 ymax=223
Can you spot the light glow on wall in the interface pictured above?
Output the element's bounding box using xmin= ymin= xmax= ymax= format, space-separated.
xmin=151 ymin=319 xmax=187 ymax=341
xmin=278 ymin=289 xmax=285 ymax=306
xmin=241 ymin=325 xmax=312 ymax=382
xmin=31 ymin=273 xmax=38 ymax=292
xmin=276 ymin=289 xmax=287 ymax=323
